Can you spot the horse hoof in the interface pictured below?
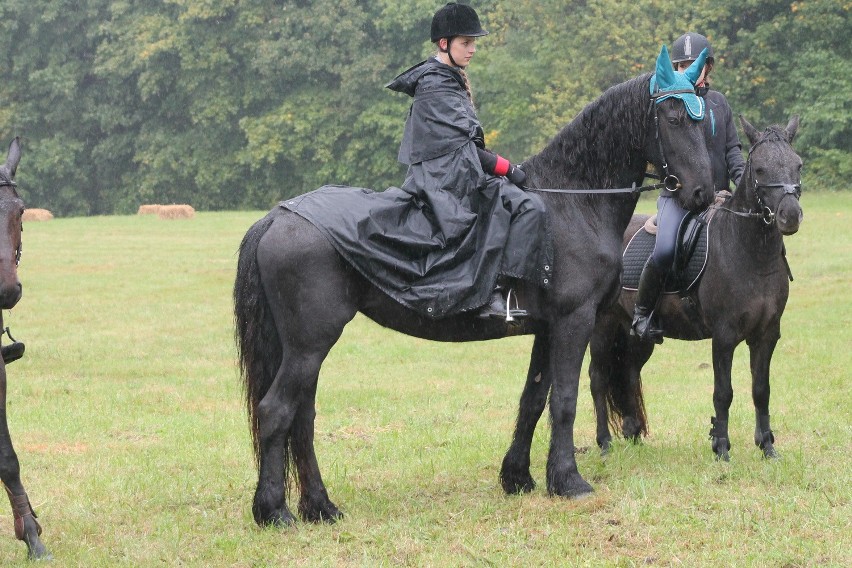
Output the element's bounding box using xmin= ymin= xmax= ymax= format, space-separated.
xmin=500 ymin=456 xmax=536 ymax=494
xmin=27 ymin=545 xmax=52 ymax=561
xmin=300 ymin=499 xmax=343 ymax=524
xmin=714 ymin=451 xmax=730 ymax=462
xmin=761 ymin=445 xmax=780 ymax=460
xmin=547 ymin=472 xmax=594 ymax=499
xmin=254 ymin=507 xmax=297 ymax=528
xmin=501 ymin=474 xmax=536 ymax=495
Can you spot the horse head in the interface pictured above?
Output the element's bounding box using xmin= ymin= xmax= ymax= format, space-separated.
xmin=645 ymin=45 xmax=714 ymax=212
xmin=0 ymin=138 xmax=24 ymax=310
xmin=739 ymin=115 xmax=803 ymax=235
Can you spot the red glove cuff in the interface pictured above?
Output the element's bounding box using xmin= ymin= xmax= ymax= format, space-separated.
xmin=494 ymin=155 xmax=510 ymax=176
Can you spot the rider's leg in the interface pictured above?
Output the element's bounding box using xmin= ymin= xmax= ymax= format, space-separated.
xmin=631 ymin=195 xmax=688 ymax=342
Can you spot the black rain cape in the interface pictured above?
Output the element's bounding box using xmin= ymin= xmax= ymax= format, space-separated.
xmin=281 ymin=58 xmax=552 ymax=318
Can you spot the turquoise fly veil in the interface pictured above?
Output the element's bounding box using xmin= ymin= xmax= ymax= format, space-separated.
xmin=649 ymin=45 xmax=708 ymax=120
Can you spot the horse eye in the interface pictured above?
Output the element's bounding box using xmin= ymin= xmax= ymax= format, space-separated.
xmin=755 ymin=167 xmax=765 ymax=176
xmin=667 ymin=117 xmax=679 ymax=125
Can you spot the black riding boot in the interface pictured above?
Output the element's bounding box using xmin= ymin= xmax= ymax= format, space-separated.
xmin=630 ymin=260 xmax=666 ymax=343
xmin=1 ymin=341 xmax=25 ymax=364
xmin=477 ymin=279 xmax=528 ymax=322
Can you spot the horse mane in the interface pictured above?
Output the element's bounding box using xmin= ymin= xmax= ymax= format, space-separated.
xmin=526 ymin=73 xmax=652 ymax=192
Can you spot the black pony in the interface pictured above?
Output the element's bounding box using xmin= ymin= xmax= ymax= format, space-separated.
xmin=234 ymin=70 xmax=714 ymax=526
xmin=586 ymin=116 xmax=803 ymax=460
xmin=0 ymin=138 xmax=49 ymax=559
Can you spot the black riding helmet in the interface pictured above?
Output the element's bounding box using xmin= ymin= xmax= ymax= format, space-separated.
xmin=671 ymin=32 xmax=715 ymax=65
xmin=430 ymin=2 xmax=488 ymax=42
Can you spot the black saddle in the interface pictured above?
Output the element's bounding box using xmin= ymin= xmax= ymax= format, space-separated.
xmin=622 ymin=212 xmax=710 ymax=293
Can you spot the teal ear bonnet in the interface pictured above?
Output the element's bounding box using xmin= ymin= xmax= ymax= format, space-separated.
xmin=649 ymin=45 xmax=708 ymax=121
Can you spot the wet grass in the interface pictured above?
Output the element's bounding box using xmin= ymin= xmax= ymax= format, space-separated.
xmin=1 ymin=192 xmax=849 ymax=566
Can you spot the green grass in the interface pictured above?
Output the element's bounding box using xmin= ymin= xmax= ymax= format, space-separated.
xmin=1 ymin=193 xmax=849 ymax=566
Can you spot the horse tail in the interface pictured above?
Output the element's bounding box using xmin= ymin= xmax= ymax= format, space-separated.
xmin=594 ymin=323 xmax=649 ymax=439
xmin=234 ymin=211 xmax=282 ymax=467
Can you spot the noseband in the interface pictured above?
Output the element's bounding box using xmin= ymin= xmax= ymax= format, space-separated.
xmin=0 ymin=179 xmax=22 ymax=265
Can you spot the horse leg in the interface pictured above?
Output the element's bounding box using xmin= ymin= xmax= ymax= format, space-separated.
xmin=253 ymin=346 xmax=338 ymax=527
xmin=546 ymin=311 xmax=595 ymax=498
xmin=292 ymin=378 xmax=342 ymax=522
xmin=748 ymin=330 xmax=780 ymax=459
xmin=500 ymin=334 xmax=550 ymax=494
xmin=710 ymin=335 xmax=736 ymax=461
xmin=589 ymin=319 xmax=617 ymax=453
xmin=0 ymin=365 xmax=49 ymax=559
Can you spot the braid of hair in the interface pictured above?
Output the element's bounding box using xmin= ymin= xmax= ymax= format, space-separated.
xmin=458 ymin=68 xmax=475 ymax=109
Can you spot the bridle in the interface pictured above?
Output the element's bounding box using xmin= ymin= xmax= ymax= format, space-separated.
xmin=715 ymin=134 xmax=801 ymax=226
xmin=0 ymin=179 xmax=22 ymax=266
xmin=648 ymin=88 xmax=696 ymax=194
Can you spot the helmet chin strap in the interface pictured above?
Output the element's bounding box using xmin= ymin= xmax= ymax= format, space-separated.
xmin=439 ymin=37 xmax=465 ymax=68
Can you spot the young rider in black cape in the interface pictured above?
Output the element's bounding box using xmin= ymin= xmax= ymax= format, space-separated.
xmin=283 ymin=2 xmax=552 ymax=321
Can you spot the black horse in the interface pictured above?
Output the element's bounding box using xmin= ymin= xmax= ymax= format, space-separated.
xmin=586 ymin=116 xmax=803 ymax=461
xmin=0 ymin=138 xmax=49 ymax=559
xmin=234 ymin=71 xmax=714 ymax=526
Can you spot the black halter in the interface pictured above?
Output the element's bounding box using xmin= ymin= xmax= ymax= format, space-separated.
xmin=716 ymin=134 xmax=801 ymax=226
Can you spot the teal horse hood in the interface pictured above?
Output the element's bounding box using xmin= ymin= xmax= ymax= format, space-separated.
xmin=650 ymin=45 xmax=708 ymax=120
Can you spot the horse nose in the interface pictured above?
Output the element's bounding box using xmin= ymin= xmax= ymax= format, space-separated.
xmin=778 ymin=206 xmax=804 ymax=235
xmin=689 ymin=184 xmax=710 ymax=208
xmin=0 ymin=281 xmax=22 ymax=309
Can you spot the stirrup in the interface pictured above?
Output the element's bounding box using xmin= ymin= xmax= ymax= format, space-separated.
xmin=504 ymin=289 xmax=528 ymax=323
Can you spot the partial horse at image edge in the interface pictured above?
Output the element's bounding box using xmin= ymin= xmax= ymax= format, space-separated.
xmin=0 ymin=137 xmax=50 ymax=560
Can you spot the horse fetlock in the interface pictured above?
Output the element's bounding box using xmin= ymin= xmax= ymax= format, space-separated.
xmin=754 ymin=414 xmax=775 ymax=449
xmin=709 ymin=417 xmax=731 ymax=460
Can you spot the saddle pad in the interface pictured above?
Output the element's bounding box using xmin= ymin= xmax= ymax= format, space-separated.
xmin=622 ymin=224 xmax=709 ymax=293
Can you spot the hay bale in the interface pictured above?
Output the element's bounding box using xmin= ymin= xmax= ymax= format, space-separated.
xmin=157 ymin=204 xmax=195 ymax=220
xmin=22 ymin=208 xmax=54 ymax=222
xmin=137 ymin=204 xmax=162 ymax=215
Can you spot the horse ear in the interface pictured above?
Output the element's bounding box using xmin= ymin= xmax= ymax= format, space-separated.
xmin=683 ymin=48 xmax=709 ymax=85
xmin=5 ymin=137 xmax=21 ymax=178
xmin=739 ymin=115 xmax=761 ymax=146
xmin=655 ymin=45 xmax=677 ymax=88
xmin=785 ymin=115 xmax=800 ymax=142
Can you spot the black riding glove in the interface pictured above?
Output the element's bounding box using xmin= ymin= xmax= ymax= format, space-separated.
xmin=506 ymin=164 xmax=527 ymax=188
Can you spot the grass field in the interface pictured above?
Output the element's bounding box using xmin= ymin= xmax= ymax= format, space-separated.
xmin=1 ymin=192 xmax=849 ymax=566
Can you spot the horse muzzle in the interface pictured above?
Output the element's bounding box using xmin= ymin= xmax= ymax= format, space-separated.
xmin=775 ymin=193 xmax=803 ymax=236
xmin=0 ymin=280 xmax=22 ymax=309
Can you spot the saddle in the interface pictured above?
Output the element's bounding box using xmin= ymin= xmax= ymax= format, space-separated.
xmin=622 ymin=211 xmax=710 ymax=294
xmin=622 ymin=191 xmax=732 ymax=293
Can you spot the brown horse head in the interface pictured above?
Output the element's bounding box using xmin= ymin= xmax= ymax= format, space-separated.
xmin=0 ymin=138 xmax=24 ymax=309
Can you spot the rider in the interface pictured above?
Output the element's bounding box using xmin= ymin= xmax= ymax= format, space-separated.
xmin=671 ymin=32 xmax=745 ymax=194
xmin=386 ymin=2 xmax=551 ymax=321
xmin=631 ymin=37 xmax=727 ymax=343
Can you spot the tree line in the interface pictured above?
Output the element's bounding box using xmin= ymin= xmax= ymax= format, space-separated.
xmin=0 ymin=0 xmax=848 ymax=216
